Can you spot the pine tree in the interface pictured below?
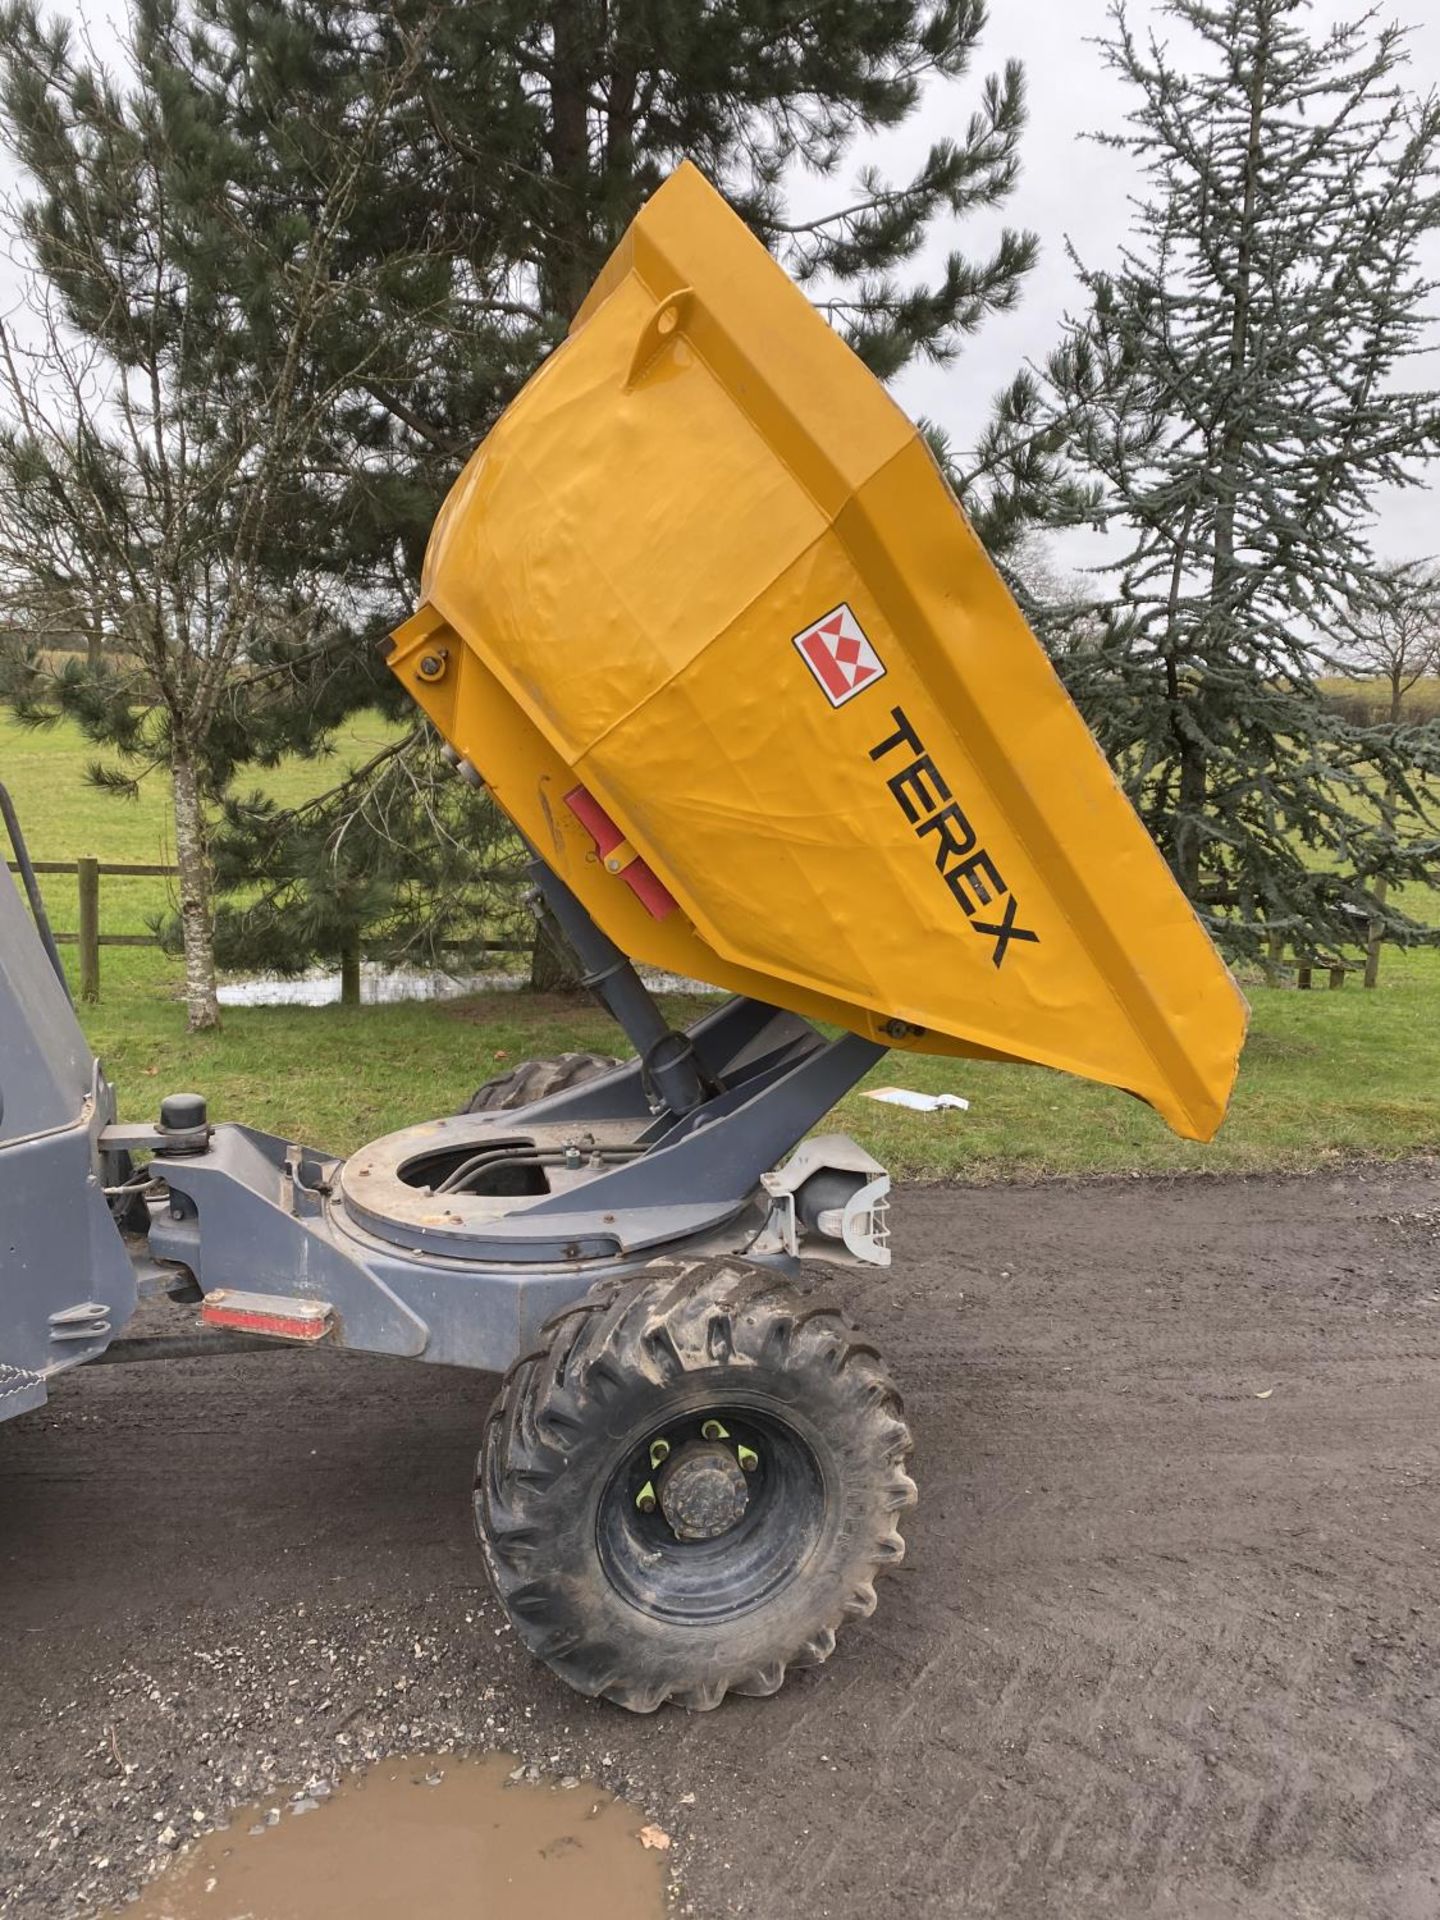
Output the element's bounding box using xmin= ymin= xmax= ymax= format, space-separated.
xmin=214 ymin=0 xmax=1047 ymax=553
xmin=1045 ymin=0 xmax=1440 ymax=964
xmin=0 ymin=1 xmax=1076 ymax=1005
xmin=206 ymin=729 xmax=528 ymax=1001
xmin=182 ymin=0 xmax=1070 ymax=986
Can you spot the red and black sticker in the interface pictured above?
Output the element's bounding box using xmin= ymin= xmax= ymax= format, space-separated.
xmin=793 ymin=603 xmax=886 ymax=707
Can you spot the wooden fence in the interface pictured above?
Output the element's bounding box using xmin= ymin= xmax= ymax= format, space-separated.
xmin=4 ymin=856 xmax=175 ymax=1002
xmin=7 ymin=854 xmax=1386 ymax=1004
xmin=6 ymin=857 xmax=531 ymax=1005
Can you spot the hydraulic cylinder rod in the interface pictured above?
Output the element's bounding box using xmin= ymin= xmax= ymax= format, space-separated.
xmin=526 ymin=856 xmax=707 ymax=1116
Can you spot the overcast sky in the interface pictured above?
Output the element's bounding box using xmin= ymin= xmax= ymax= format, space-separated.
xmin=15 ymin=0 xmax=1440 ymax=576
xmin=873 ymin=0 xmax=1440 ymax=573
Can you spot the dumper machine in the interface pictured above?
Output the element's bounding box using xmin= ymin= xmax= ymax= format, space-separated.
xmin=0 ymin=165 xmax=1247 ymax=1713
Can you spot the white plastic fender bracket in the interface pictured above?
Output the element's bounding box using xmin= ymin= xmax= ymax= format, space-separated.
xmin=838 ymin=1172 xmax=893 ymax=1267
xmin=752 ymin=1134 xmax=892 ymax=1269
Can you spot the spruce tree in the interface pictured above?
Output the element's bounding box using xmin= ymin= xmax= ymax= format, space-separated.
xmin=1045 ymin=0 xmax=1440 ymax=964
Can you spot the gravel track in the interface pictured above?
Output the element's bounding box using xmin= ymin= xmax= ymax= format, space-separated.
xmin=3 ymin=1163 xmax=1440 ymax=1918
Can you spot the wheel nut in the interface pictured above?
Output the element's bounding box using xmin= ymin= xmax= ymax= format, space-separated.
xmin=635 ymin=1480 xmax=657 ymax=1514
xmin=701 ymin=1419 xmax=729 ymax=1442
xmin=649 ymin=1439 xmax=671 ymax=1468
xmin=737 ymin=1445 xmax=759 ymax=1472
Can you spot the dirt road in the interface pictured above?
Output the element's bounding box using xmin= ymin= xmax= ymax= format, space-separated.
xmin=4 ymin=1165 xmax=1440 ymax=1919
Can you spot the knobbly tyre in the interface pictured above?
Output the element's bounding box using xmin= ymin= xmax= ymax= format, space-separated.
xmin=0 ymin=166 xmax=1246 ymax=1714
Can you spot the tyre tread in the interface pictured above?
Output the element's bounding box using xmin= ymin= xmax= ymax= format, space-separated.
xmin=476 ymin=1257 xmax=916 ymax=1712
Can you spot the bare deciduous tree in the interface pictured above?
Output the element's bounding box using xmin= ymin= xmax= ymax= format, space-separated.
xmin=1337 ymin=560 xmax=1440 ymax=983
xmin=0 ymin=3 xmax=432 ymax=1027
xmin=1339 ymin=561 xmax=1440 ymax=725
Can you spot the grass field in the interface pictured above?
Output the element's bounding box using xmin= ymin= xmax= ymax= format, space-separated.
xmin=3 ymin=708 xmax=1438 ymax=1181
xmin=1319 ymin=674 xmax=1440 ymax=721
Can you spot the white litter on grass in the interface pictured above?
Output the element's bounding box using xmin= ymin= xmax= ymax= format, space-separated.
xmin=862 ymin=1087 xmax=971 ymax=1113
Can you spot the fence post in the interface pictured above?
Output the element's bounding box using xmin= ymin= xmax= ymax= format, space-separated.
xmin=77 ymin=857 xmax=101 ymax=1002
xmin=1364 ymin=876 xmax=1387 ymax=989
xmin=1263 ymin=929 xmax=1285 ymax=987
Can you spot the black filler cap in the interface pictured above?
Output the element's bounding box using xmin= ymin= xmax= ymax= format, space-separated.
xmin=159 ymin=1092 xmax=208 ymax=1134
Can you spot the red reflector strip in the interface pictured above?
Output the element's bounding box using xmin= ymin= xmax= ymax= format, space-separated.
xmin=201 ymin=1291 xmax=332 ymax=1343
xmin=619 ymin=859 xmax=680 ymax=920
xmin=564 ymin=785 xmax=679 ymax=920
xmin=565 ymin=783 xmax=624 ymax=857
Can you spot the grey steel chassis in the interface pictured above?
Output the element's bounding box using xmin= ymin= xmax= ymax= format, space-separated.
xmin=1 ymin=821 xmax=893 ymax=1409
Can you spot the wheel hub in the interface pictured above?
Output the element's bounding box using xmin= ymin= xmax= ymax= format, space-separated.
xmin=658 ymin=1441 xmax=751 ymax=1540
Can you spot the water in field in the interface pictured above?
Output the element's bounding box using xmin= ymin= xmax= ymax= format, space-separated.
xmin=218 ymin=961 xmax=720 ymax=1007
xmin=217 ymin=962 xmax=515 ymax=1007
xmin=122 ymin=1754 xmax=669 ymax=1920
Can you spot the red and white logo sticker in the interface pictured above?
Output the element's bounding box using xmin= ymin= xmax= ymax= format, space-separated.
xmin=793 ymin=603 xmax=885 ymax=708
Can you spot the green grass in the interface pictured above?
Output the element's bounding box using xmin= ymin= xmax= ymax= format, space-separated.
xmin=1319 ymin=674 xmax=1440 ymax=720
xmin=4 ymin=708 xmax=1438 ymax=1182
xmin=0 ymin=706 xmax=407 ymax=937
xmin=828 ymin=967 xmax=1439 ymax=1178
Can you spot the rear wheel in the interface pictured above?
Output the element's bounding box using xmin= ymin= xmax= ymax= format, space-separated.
xmin=475 ymin=1259 xmax=916 ymax=1712
xmin=463 ymin=1050 xmax=619 ymax=1114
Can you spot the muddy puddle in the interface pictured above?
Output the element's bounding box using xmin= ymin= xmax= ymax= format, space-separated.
xmin=121 ymin=1754 xmax=669 ymax=1919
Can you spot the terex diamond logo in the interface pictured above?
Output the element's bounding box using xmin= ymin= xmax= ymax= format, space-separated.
xmin=793 ymin=603 xmax=886 ymax=708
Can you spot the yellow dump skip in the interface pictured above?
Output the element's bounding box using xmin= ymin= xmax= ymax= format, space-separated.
xmin=389 ymin=162 xmax=1247 ymax=1141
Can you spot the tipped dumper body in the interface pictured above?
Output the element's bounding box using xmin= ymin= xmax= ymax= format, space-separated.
xmin=389 ymin=162 xmax=1247 ymax=1142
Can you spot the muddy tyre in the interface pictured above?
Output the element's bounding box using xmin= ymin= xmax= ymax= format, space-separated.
xmin=463 ymin=1051 xmax=619 ymax=1114
xmin=475 ymin=1260 xmax=916 ymax=1713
